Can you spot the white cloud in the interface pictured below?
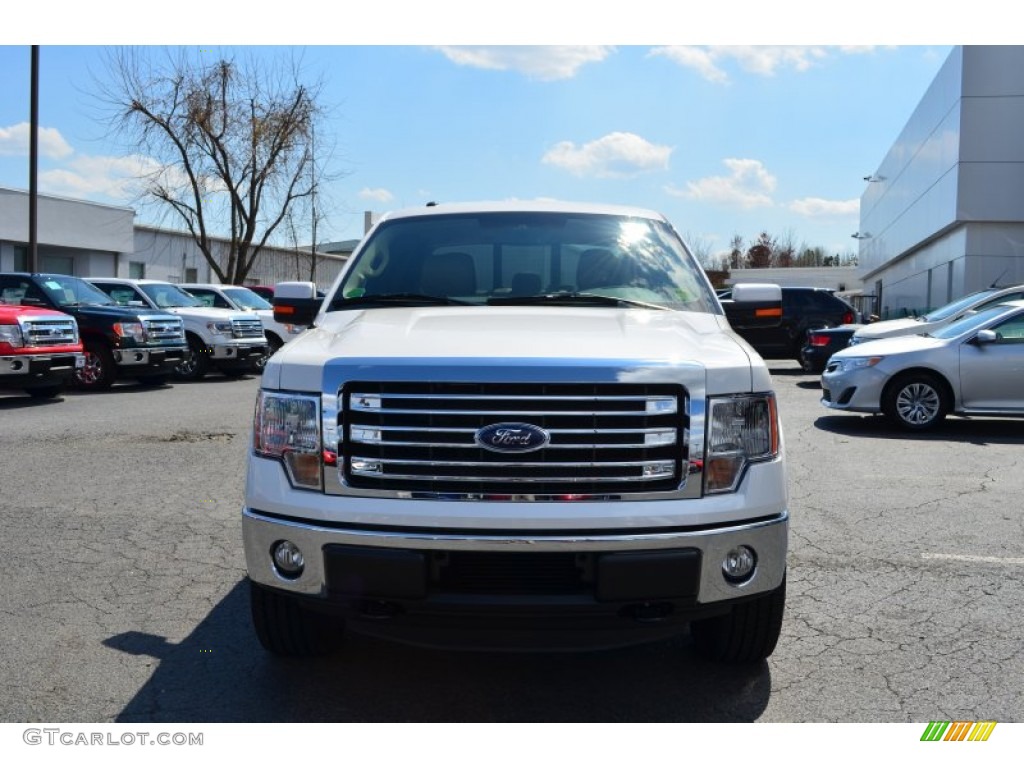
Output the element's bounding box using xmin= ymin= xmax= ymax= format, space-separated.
xmin=435 ymin=46 xmax=613 ymax=81
xmin=358 ymin=187 xmax=395 ymax=203
xmin=39 ymin=154 xmax=167 ymax=200
xmin=0 ymin=122 xmax=74 ymax=159
xmin=789 ymin=197 xmax=860 ymax=217
xmin=542 ymin=132 xmax=673 ymax=178
xmin=650 ymin=46 xmax=876 ymax=83
xmin=667 ymin=158 xmax=776 ymax=209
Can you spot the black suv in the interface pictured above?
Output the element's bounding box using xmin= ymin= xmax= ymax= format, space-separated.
xmin=722 ymin=286 xmax=859 ymax=361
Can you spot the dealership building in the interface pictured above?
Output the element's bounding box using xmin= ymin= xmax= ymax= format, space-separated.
xmin=858 ymin=46 xmax=1024 ymax=318
xmin=0 ymin=185 xmax=352 ymax=289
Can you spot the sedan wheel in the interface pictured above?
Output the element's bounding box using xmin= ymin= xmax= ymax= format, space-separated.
xmin=883 ymin=374 xmax=947 ymax=430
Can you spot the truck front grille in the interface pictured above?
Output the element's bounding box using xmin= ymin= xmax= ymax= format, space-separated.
xmin=232 ymin=319 xmax=265 ymax=339
xmin=340 ymin=382 xmax=687 ymax=495
xmin=22 ymin=318 xmax=77 ymax=347
xmin=143 ymin=317 xmax=185 ymax=342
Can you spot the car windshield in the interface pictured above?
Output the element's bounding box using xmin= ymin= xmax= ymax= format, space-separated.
xmin=222 ymin=287 xmax=272 ymax=310
xmin=38 ymin=275 xmax=116 ymax=307
xmin=929 ymin=303 xmax=1015 ymax=339
xmin=331 ymin=211 xmax=718 ymax=313
xmin=139 ymin=283 xmax=203 ymax=308
xmin=921 ymin=288 xmax=999 ymax=322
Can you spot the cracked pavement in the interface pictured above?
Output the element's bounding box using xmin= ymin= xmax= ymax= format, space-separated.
xmin=1 ymin=363 xmax=1021 ymax=722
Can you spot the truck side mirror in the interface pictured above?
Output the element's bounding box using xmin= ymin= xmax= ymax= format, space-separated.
xmin=722 ymin=283 xmax=784 ymax=330
xmin=273 ymin=281 xmax=321 ymax=326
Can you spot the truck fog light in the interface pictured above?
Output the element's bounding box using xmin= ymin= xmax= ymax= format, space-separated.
xmin=722 ymin=546 xmax=756 ymax=583
xmin=272 ymin=540 xmax=305 ymax=578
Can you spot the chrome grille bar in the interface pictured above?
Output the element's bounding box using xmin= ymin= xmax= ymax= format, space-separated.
xmin=340 ymin=382 xmax=686 ymax=495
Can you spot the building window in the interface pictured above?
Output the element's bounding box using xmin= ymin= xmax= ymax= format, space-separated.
xmin=13 ymin=246 xmax=28 ymax=272
xmin=128 ymin=261 xmax=146 ymax=279
xmin=41 ymin=254 xmax=74 ymax=275
xmin=184 ymin=267 xmax=198 ymax=283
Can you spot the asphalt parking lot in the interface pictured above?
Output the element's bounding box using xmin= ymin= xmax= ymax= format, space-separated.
xmin=1 ymin=363 xmax=1021 ymax=722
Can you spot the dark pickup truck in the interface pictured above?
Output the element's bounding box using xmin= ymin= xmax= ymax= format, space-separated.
xmin=0 ymin=273 xmax=188 ymax=390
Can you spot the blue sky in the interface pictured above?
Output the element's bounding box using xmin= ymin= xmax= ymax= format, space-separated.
xmin=0 ymin=17 xmax=958 ymax=263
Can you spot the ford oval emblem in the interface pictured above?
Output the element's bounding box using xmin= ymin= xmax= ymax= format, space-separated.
xmin=475 ymin=422 xmax=550 ymax=453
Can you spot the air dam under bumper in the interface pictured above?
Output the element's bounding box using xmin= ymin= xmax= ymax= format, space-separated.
xmin=243 ymin=508 xmax=788 ymax=648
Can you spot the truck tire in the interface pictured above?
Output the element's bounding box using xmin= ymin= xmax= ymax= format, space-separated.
xmin=249 ymin=580 xmax=345 ymax=657
xmin=75 ymin=341 xmax=116 ymax=390
xmin=174 ymin=335 xmax=210 ymax=381
xmin=690 ymin=574 xmax=785 ymax=664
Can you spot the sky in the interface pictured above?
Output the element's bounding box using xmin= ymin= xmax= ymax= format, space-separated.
xmin=0 ymin=6 xmax=967 ymax=263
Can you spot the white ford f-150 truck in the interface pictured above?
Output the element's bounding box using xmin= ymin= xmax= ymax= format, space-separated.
xmin=244 ymin=201 xmax=788 ymax=662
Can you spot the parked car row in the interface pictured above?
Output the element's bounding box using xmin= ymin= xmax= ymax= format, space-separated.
xmin=0 ymin=272 xmax=313 ymax=401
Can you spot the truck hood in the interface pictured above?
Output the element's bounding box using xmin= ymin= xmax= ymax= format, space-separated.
xmin=64 ymin=304 xmax=178 ymax=322
xmin=163 ymin=306 xmax=256 ymax=323
xmin=263 ymin=307 xmax=768 ymax=394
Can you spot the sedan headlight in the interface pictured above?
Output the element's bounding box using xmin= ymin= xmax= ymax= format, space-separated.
xmin=253 ymin=391 xmax=322 ymax=490
xmin=0 ymin=324 xmax=25 ymax=349
xmin=836 ymin=356 xmax=884 ymax=371
xmin=705 ymin=394 xmax=779 ymax=494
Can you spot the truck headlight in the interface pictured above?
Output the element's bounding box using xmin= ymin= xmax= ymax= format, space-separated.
xmin=253 ymin=391 xmax=322 ymax=490
xmin=0 ymin=324 xmax=25 ymax=349
xmin=112 ymin=322 xmax=146 ymax=343
xmin=207 ymin=321 xmax=233 ymax=336
xmin=705 ymin=394 xmax=779 ymax=494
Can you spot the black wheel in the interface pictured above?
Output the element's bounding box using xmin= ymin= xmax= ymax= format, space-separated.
xmin=174 ymin=335 xmax=210 ymax=381
xmin=249 ymin=580 xmax=345 ymax=657
xmin=74 ymin=341 xmax=116 ymax=390
xmin=691 ymin=575 xmax=786 ymax=664
xmin=136 ymin=375 xmax=168 ymax=387
xmin=25 ymin=384 xmax=64 ymax=399
xmin=882 ymin=372 xmax=948 ymax=430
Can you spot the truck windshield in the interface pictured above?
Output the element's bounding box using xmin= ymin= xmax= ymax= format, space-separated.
xmin=332 ymin=212 xmax=718 ymax=313
xmin=222 ymin=287 xmax=272 ymax=311
xmin=38 ymin=276 xmax=116 ymax=308
xmin=139 ymin=283 xmax=203 ymax=308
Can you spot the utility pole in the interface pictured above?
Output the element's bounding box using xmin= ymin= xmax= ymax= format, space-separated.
xmin=309 ymin=122 xmax=317 ymax=282
xmin=28 ymin=45 xmax=40 ymax=272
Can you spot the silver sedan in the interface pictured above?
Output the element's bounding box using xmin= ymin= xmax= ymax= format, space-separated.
xmin=821 ymin=300 xmax=1024 ymax=429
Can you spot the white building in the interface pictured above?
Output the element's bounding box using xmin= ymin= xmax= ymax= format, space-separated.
xmin=858 ymin=46 xmax=1024 ymax=318
xmin=0 ymin=186 xmax=351 ymax=290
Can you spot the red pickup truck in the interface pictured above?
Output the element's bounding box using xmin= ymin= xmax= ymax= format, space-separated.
xmin=0 ymin=304 xmax=85 ymax=398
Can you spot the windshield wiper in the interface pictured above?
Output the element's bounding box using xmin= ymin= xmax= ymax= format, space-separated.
xmin=330 ymin=293 xmax=474 ymax=310
xmin=488 ymin=291 xmax=668 ymax=310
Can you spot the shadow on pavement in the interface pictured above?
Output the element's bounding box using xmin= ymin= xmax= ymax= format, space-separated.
xmin=106 ymin=579 xmax=773 ymax=723
xmin=814 ymin=414 xmax=1024 ymax=445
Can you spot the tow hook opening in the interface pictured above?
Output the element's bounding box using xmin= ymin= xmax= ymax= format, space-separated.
xmin=355 ymin=599 xmax=403 ymax=620
xmin=621 ymin=602 xmax=675 ymax=623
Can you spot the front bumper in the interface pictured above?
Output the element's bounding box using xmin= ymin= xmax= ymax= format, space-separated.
xmin=210 ymin=342 xmax=267 ymax=361
xmin=820 ymin=364 xmax=888 ymax=412
xmin=0 ymin=352 xmax=85 ymax=386
xmin=112 ymin=345 xmax=187 ymax=370
xmin=243 ymin=507 xmax=788 ymax=645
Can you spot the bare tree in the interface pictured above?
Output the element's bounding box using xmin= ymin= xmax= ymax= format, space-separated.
xmin=681 ymin=231 xmax=715 ymax=270
xmin=98 ymin=47 xmax=334 ymax=285
xmin=728 ymin=234 xmax=745 ymax=269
